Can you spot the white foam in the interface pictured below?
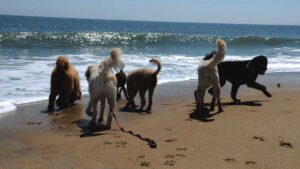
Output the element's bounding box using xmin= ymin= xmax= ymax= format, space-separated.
xmin=0 ymin=53 xmax=300 ymax=106
xmin=0 ymin=100 xmax=17 ymax=115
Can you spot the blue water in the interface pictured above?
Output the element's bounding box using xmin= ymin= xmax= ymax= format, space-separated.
xmin=0 ymin=15 xmax=300 ymax=109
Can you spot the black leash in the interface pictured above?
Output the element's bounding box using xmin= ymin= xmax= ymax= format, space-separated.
xmin=111 ymin=112 xmax=157 ymax=149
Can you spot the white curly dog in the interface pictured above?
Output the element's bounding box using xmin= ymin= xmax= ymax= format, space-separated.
xmin=85 ymin=48 xmax=125 ymax=128
xmin=196 ymin=39 xmax=227 ymax=113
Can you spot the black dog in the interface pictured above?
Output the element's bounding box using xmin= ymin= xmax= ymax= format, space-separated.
xmin=116 ymin=70 xmax=128 ymax=101
xmin=206 ymin=55 xmax=272 ymax=102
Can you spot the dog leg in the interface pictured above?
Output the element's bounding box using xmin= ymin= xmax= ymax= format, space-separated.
xmin=122 ymin=86 xmax=129 ymax=100
xmin=231 ymin=84 xmax=241 ymax=102
xmin=138 ymin=89 xmax=147 ymax=111
xmin=196 ymin=86 xmax=206 ymax=113
xmin=56 ymin=96 xmax=68 ymax=109
xmin=247 ymin=82 xmax=272 ymax=97
xmin=105 ymin=107 xmax=113 ymax=129
xmin=99 ymin=97 xmax=106 ymax=123
xmin=117 ymin=87 xmax=121 ymax=101
xmin=194 ymin=90 xmax=198 ymax=103
xmin=210 ymin=97 xmax=216 ymax=111
xmin=146 ymin=88 xmax=155 ymax=112
xmin=214 ymin=86 xmax=223 ymax=112
xmin=208 ymin=87 xmax=213 ymax=96
xmin=48 ymin=92 xmax=58 ymax=112
xmin=90 ymin=99 xmax=98 ymax=126
xmin=86 ymin=96 xmax=93 ymax=117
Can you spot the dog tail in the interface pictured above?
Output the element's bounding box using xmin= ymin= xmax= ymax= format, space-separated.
xmin=85 ymin=65 xmax=98 ymax=82
xmin=85 ymin=66 xmax=92 ymax=82
xmin=207 ymin=39 xmax=227 ymax=68
xmin=150 ymin=59 xmax=162 ymax=76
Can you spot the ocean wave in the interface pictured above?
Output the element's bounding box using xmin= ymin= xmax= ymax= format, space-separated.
xmin=0 ymin=32 xmax=299 ymax=48
xmin=0 ymin=100 xmax=17 ymax=115
xmin=1 ymin=53 xmax=300 ymax=106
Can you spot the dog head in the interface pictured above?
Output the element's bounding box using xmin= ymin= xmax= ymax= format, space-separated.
xmin=110 ymin=48 xmax=125 ymax=70
xmin=56 ymin=56 xmax=69 ymax=71
xmin=247 ymin=55 xmax=268 ymax=75
xmin=203 ymin=51 xmax=217 ymax=60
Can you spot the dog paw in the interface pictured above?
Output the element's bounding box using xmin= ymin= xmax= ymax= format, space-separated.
xmin=86 ymin=110 xmax=92 ymax=117
xmin=98 ymin=117 xmax=104 ymax=123
xmin=265 ymin=92 xmax=272 ymax=97
xmin=47 ymin=105 xmax=54 ymax=112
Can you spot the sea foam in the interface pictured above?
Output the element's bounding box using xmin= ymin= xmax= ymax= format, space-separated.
xmin=0 ymin=53 xmax=300 ymax=106
xmin=0 ymin=100 xmax=17 ymax=115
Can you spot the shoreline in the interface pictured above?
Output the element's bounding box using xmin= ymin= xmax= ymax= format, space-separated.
xmin=2 ymin=71 xmax=300 ymax=107
xmin=0 ymin=72 xmax=300 ymax=169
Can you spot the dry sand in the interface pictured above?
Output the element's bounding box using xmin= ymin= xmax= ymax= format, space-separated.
xmin=0 ymin=72 xmax=299 ymax=169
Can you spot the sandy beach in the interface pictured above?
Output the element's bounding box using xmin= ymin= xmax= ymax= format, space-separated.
xmin=0 ymin=72 xmax=299 ymax=169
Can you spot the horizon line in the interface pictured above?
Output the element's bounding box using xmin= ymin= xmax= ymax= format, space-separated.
xmin=1 ymin=13 xmax=300 ymax=27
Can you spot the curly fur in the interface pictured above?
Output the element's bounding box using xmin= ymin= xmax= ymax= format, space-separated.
xmin=123 ymin=58 xmax=161 ymax=112
xmin=195 ymin=39 xmax=227 ymax=113
xmin=85 ymin=48 xmax=125 ymax=128
xmin=47 ymin=56 xmax=81 ymax=111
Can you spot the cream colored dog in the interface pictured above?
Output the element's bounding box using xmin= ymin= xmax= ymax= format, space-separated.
xmin=85 ymin=48 xmax=125 ymax=128
xmin=196 ymin=39 xmax=227 ymax=113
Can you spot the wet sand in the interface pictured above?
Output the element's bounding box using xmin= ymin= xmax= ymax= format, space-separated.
xmin=0 ymin=72 xmax=300 ymax=169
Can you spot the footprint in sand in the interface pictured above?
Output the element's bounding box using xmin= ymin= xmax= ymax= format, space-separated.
xmin=165 ymin=127 xmax=172 ymax=131
xmin=137 ymin=155 xmax=146 ymax=159
xmin=175 ymin=154 xmax=186 ymax=157
xmin=165 ymin=155 xmax=175 ymax=159
xmin=245 ymin=160 xmax=256 ymax=165
xmin=176 ymin=148 xmax=187 ymax=152
xmin=103 ymin=141 xmax=112 ymax=145
xmin=65 ymin=133 xmax=79 ymax=137
xmin=279 ymin=140 xmax=293 ymax=149
xmin=140 ymin=161 xmax=150 ymax=167
xmin=164 ymin=160 xmax=176 ymax=166
xmin=51 ymin=125 xmax=66 ymax=130
xmin=165 ymin=139 xmax=177 ymax=143
xmin=113 ymin=135 xmax=121 ymax=138
xmin=115 ymin=141 xmax=127 ymax=148
xmin=253 ymin=136 xmax=265 ymax=142
xmin=224 ymin=158 xmax=236 ymax=163
xmin=185 ymin=118 xmax=193 ymax=121
xmin=27 ymin=122 xmax=42 ymax=125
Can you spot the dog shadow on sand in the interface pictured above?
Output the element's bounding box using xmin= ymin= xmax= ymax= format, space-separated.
xmin=72 ymin=119 xmax=116 ymax=138
xmin=119 ymin=108 xmax=152 ymax=115
xmin=189 ymin=108 xmax=221 ymax=123
xmin=222 ymin=100 xmax=269 ymax=107
xmin=189 ymin=100 xmax=268 ymax=122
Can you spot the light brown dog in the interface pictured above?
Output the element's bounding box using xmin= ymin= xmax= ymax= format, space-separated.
xmin=196 ymin=39 xmax=226 ymax=113
xmin=48 ymin=56 xmax=81 ymax=112
xmin=85 ymin=48 xmax=125 ymax=128
xmin=123 ymin=59 xmax=161 ymax=112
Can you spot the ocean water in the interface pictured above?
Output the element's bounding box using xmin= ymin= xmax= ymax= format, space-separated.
xmin=1 ymin=15 xmax=300 ymax=113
